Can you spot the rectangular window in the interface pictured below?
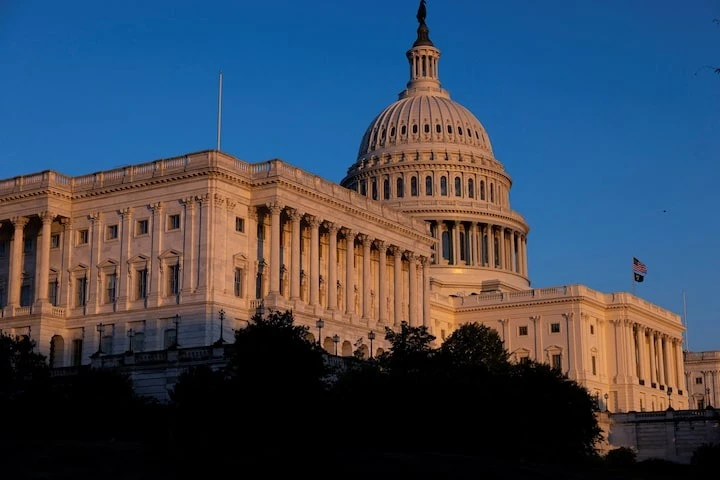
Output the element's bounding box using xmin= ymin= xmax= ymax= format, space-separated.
xmin=592 ymin=355 xmax=597 ymax=376
xmin=164 ymin=328 xmax=177 ymax=349
xmin=106 ymin=224 xmax=118 ymax=240
xmin=519 ymin=356 xmax=530 ymax=364
xmin=551 ymin=354 xmax=562 ymax=370
xmin=234 ymin=268 xmax=243 ymax=297
xmin=235 ymin=217 xmax=245 ymax=233
xmin=136 ymin=268 xmax=148 ymax=300
xmin=76 ymin=276 xmax=87 ymax=307
xmin=105 ymin=273 xmax=117 ymax=303
xmin=167 ymin=264 xmax=180 ymax=296
xmin=550 ymin=323 xmax=561 ymax=333
xmin=101 ymin=335 xmax=113 ymax=355
xmin=71 ymin=339 xmax=83 ymax=366
xmin=133 ymin=331 xmax=145 ymax=352
xmin=696 ymin=377 xmax=703 ymax=385
xmin=20 ymin=282 xmax=32 ymax=306
xmin=23 ymin=238 xmax=34 ymax=253
xmin=168 ymin=214 xmax=181 ymax=230
xmin=136 ymin=219 xmax=149 ymax=236
xmin=590 ymin=324 xmax=595 ymax=335
xmin=77 ymin=229 xmax=89 ymax=245
xmin=51 ymin=234 xmax=60 ymax=249
xmin=48 ymin=280 xmax=58 ymax=306
xmin=518 ymin=325 xmax=528 ymax=336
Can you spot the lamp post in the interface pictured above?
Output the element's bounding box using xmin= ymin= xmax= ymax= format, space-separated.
xmin=216 ymin=309 xmax=226 ymax=345
xmin=316 ymin=318 xmax=324 ymax=346
xmin=96 ymin=323 xmax=105 ymax=354
xmin=368 ymin=330 xmax=376 ymax=359
xmin=127 ymin=328 xmax=135 ymax=353
xmin=332 ymin=334 xmax=340 ymax=356
xmin=173 ymin=314 xmax=180 ymax=348
xmin=667 ymin=389 xmax=672 ymax=409
xmin=706 ymin=387 xmax=711 ymax=407
xmin=604 ymin=393 xmax=609 ymax=412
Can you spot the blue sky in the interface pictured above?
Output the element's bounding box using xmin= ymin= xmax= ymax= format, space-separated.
xmin=1 ymin=1 xmax=718 ymax=350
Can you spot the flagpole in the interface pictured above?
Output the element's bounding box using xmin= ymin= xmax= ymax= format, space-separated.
xmin=631 ymin=258 xmax=636 ymax=295
xmin=683 ymin=290 xmax=689 ymax=352
xmin=216 ymin=69 xmax=223 ymax=151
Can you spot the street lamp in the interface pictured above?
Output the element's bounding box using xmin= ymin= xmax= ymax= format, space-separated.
xmin=332 ymin=334 xmax=340 ymax=356
xmin=316 ymin=318 xmax=324 ymax=346
xmin=216 ymin=309 xmax=226 ymax=345
xmin=706 ymin=387 xmax=711 ymax=407
xmin=96 ymin=323 xmax=105 ymax=354
xmin=667 ymin=389 xmax=672 ymax=410
xmin=173 ymin=314 xmax=180 ymax=348
xmin=368 ymin=330 xmax=376 ymax=359
xmin=604 ymin=393 xmax=609 ymax=412
xmin=127 ymin=328 xmax=135 ymax=353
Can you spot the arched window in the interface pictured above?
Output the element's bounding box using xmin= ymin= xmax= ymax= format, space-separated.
xmin=401 ymin=125 xmax=407 ymax=135
xmin=371 ymin=179 xmax=378 ymax=200
xmin=436 ymin=124 xmax=441 ymax=133
xmin=490 ymin=183 xmax=495 ymax=203
xmin=425 ymin=175 xmax=433 ymax=195
xmin=468 ymin=178 xmax=474 ymax=198
xmin=440 ymin=176 xmax=448 ymax=196
xmin=454 ymin=177 xmax=461 ymax=197
xmin=384 ymin=178 xmax=390 ymax=200
xmin=411 ymin=177 xmax=418 ymax=196
xmin=396 ymin=178 xmax=404 ymax=198
xmin=442 ymin=230 xmax=451 ymax=261
xmin=412 ymin=124 xmax=418 ymax=134
xmin=480 ymin=180 xmax=485 ymax=200
xmin=424 ymin=124 xmax=430 ymax=133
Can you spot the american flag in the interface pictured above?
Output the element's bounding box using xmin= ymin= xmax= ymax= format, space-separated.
xmin=632 ymin=257 xmax=647 ymax=275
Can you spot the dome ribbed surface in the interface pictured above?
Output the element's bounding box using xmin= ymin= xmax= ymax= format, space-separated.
xmin=357 ymin=95 xmax=493 ymax=159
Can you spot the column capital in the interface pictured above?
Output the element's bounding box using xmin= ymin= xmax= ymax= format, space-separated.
xmin=149 ymin=202 xmax=163 ymax=214
xmin=60 ymin=217 xmax=72 ymax=228
xmin=39 ymin=211 xmax=56 ymax=224
xmin=374 ymin=239 xmax=386 ymax=251
xmin=266 ymin=201 xmax=283 ymax=214
xmin=226 ymin=198 xmax=237 ymax=210
xmin=562 ymin=312 xmax=574 ymax=321
xmin=325 ymin=221 xmax=338 ymax=234
xmin=180 ymin=196 xmax=196 ymax=206
xmin=498 ymin=318 xmax=509 ymax=326
xmin=88 ymin=211 xmax=102 ymax=222
xmin=197 ymin=193 xmax=210 ymax=204
xmin=289 ymin=209 xmax=304 ymax=222
xmin=307 ymin=215 xmax=322 ymax=228
xmin=248 ymin=206 xmax=259 ymax=221
xmin=389 ymin=245 xmax=403 ymax=256
xmin=213 ymin=193 xmax=225 ymax=207
xmin=530 ymin=315 xmax=541 ymax=323
xmin=119 ymin=207 xmax=133 ymax=218
xmin=343 ymin=228 xmax=355 ymax=240
xmin=420 ymin=255 xmax=430 ymax=267
xmin=11 ymin=216 xmax=28 ymax=228
xmin=405 ymin=252 xmax=419 ymax=264
xmin=360 ymin=234 xmax=373 ymax=248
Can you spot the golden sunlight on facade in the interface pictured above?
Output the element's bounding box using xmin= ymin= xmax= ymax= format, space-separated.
xmin=0 ymin=3 xmax=688 ymax=411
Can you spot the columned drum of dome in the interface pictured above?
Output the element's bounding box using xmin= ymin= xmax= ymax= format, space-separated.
xmin=341 ymin=3 xmax=530 ymax=293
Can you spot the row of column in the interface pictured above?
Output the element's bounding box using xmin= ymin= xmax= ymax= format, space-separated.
xmin=432 ymin=220 xmax=527 ymax=276
xmin=688 ymin=370 xmax=718 ymax=407
xmin=262 ymin=203 xmax=431 ymax=328
xmin=1 ymin=213 xmax=55 ymax=309
xmin=628 ymin=322 xmax=685 ymax=393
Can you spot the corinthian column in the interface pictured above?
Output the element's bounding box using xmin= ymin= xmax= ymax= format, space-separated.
xmin=289 ymin=210 xmax=302 ymax=300
xmin=392 ymin=246 xmax=403 ymax=327
xmin=422 ymin=256 xmax=431 ymax=329
xmin=408 ymin=253 xmax=418 ymax=326
xmin=8 ymin=216 xmax=28 ymax=308
xmin=376 ymin=240 xmax=387 ymax=324
xmin=344 ymin=229 xmax=355 ymax=315
xmin=268 ymin=203 xmax=283 ymax=294
xmin=361 ymin=234 xmax=372 ymax=320
xmin=309 ymin=216 xmax=320 ymax=306
xmin=35 ymin=211 xmax=55 ymax=307
xmin=326 ymin=223 xmax=338 ymax=311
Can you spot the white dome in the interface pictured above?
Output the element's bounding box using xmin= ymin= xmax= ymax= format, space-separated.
xmin=357 ymin=95 xmax=494 ymax=159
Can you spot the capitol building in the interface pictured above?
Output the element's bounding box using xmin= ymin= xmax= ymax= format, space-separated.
xmin=0 ymin=4 xmax=689 ymax=412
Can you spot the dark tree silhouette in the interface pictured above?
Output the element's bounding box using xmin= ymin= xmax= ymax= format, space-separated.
xmin=439 ymin=321 xmax=509 ymax=372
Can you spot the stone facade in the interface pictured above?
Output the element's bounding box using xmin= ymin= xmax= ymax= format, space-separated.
xmin=0 ymin=4 xmax=690 ymax=411
xmin=684 ymin=351 xmax=720 ymax=409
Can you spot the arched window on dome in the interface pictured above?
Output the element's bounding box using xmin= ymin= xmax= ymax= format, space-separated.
xmin=425 ymin=175 xmax=433 ymax=195
xmin=454 ymin=177 xmax=462 ymax=197
xmin=468 ymin=178 xmax=474 ymax=198
xmin=436 ymin=124 xmax=441 ymax=134
xmin=411 ymin=177 xmax=418 ymax=197
xmin=412 ymin=124 xmax=418 ymax=135
xmin=490 ymin=183 xmax=495 ymax=203
xmin=383 ymin=178 xmax=390 ymax=200
xmin=424 ymin=124 xmax=430 ymax=134
xmin=401 ymin=125 xmax=407 ymax=136
xmin=440 ymin=176 xmax=448 ymax=196
xmin=447 ymin=125 xmax=453 ymax=134
xmin=480 ymin=180 xmax=485 ymax=200
xmin=458 ymin=127 xmax=463 ymax=136
xmin=390 ymin=126 xmax=396 ymax=137
xmin=396 ymin=178 xmax=404 ymax=198
xmin=371 ymin=179 xmax=378 ymax=200
xmin=442 ymin=230 xmax=451 ymax=262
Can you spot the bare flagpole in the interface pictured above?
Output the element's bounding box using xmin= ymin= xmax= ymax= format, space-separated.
xmin=216 ymin=69 xmax=223 ymax=151
xmin=683 ymin=290 xmax=689 ymax=352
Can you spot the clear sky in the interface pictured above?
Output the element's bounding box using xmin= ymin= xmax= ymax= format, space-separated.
xmin=1 ymin=1 xmax=718 ymax=350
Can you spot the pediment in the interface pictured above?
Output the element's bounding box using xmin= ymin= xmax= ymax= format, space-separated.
xmin=158 ymin=249 xmax=182 ymax=260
